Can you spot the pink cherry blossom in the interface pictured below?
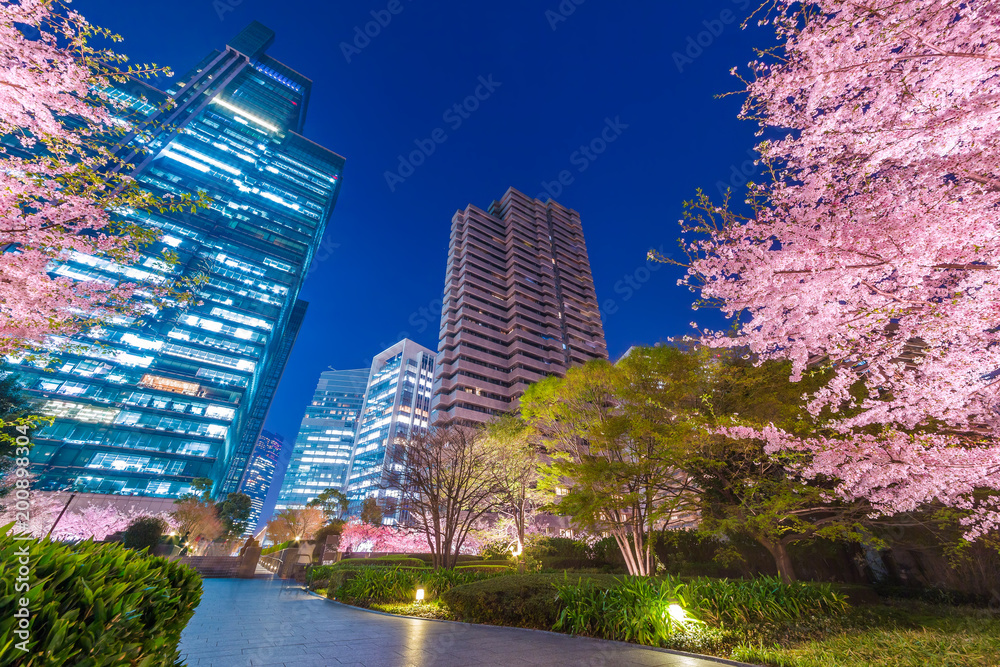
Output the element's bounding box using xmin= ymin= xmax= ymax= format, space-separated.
xmin=676 ymin=0 xmax=1000 ymax=534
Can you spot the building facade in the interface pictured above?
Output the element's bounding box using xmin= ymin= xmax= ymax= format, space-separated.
xmin=238 ymin=429 xmax=284 ymax=532
xmin=345 ymin=339 xmax=436 ymax=524
xmin=19 ymin=22 xmax=345 ymax=498
xmin=274 ymin=369 xmax=368 ymax=511
xmin=431 ymin=188 xmax=607 ymax=425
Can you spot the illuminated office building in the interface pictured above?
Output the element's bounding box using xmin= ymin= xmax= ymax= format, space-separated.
xmin=238 ymin=430 xmax=284 ymax=532
xmin=19 ymin=22 xmax=345 ymax=498
xmin=345 ymin=340 xmax=435 ymax=524
xmin=274 ymin=369 xmax=368 ymax=511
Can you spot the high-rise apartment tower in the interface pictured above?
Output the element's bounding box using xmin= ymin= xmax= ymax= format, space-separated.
xmin=431 ymin=188 xmax=607 ymax=425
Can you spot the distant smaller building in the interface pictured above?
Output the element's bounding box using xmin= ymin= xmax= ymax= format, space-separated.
xmin=275 ymin=368 xmax=368 ymax=511
xmin=238 ymin=430 xmax=284 ymax=532
xmin=345 ymin=339 xmax=436 ymax=524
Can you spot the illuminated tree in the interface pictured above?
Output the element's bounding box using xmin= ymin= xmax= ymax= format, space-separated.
xmin=666 ymin=0 xmax=1000 ymax=534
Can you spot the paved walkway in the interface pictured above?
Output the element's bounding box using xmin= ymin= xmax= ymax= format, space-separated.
xmin=179 ymin=578 xmax=746 ymax=667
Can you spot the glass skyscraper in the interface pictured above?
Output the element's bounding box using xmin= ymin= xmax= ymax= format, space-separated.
xmin=345 ymin=339 xmax=436 ymax=524
xmin=18 ymin=22 xmax=345 ymax=498
xmin=274 ymin=369 xmax=368 ymax=511
xmin=239 ymin=429 xmax=284 ymax=532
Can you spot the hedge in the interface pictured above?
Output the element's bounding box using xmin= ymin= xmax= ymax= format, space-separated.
xmin=340 ymin=556 xmax=427 ymax=568
xmin=441 ymin=574 xmax=623 ymax=629
xmin=0 ymin=524 xmax=202 ymax=666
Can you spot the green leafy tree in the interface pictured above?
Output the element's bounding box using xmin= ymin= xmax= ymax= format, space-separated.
xmin=360 ymin=497 xmax=384 ymax=526
xmin=521 ymin=346 xmax=704 ymax=576
xmin=307 ymin=487 xmax=349 ymax=522
xmin=122 ymin=515 xmax=167 ymax=552
xmin=481 ymin=415 xmax=546 ymax=549
xmin=215 ymin=492 xmax=253 ymax=539
xmin=181 ymin=478 xmax=213 ymax=502
xmin=689 ymin=350 xmax=874 ymax=583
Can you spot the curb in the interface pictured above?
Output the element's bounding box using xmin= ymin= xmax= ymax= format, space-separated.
xmin=302 ymin=587 xmax=760 ymax=667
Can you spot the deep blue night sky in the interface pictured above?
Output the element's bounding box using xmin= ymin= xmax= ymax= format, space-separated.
xmin=77 ymin=0 xmax=766 ymax=449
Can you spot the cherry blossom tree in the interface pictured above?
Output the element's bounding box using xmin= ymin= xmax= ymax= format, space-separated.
xmin=338 ymin=521 xmax=428 ymax=554
xmin=663 ymin=0 xmax=1000 ymax=534
xmin=0 ymin=0 xmax=206 ymax=355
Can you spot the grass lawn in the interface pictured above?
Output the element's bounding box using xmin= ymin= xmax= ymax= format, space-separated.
xmin=732 ymin=602 xmax=1000 ymax=667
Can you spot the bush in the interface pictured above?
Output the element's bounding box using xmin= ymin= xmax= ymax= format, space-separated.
xmin=0 ymin=524 xmax=202 ymax=665
xmin=455 ymin=563 xmax=515 ymax=573
xmin=442 ymin=572 xmax=850 ymax=641
xmin=122 ymin=515 xmax=167 ymax=553
xmin=341 ymin=556 xmax=427 ymax=568
xmin=442 ymin=573 xmax=624 ymax=629
xmin=262 ymin=540 xmax=294 ymax=555
xmin=321 ymin=563 xmax=511 ymax=603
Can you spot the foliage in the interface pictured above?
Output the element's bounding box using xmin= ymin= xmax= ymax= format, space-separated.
xmin=690 ymin=352 xmax=876 ymax=582
xmin=664 ymin=0 xmax=1000 ymax=535
xmin=265 ymin=507 xmax=324 ymax=544
xmin=393 ymin=425 xmax=497 ymax=568
xmin=481 ymin=415 xmax=547 ymax=547
xmin=441 ymin=573 xmax=623 ymax=630
xmin=121 ymin=515 xmax=167 ymax=552
xmin=260 ymin=539 xmax=294 ymax=556
xmin=325 ymin=563 xmax=508 ymax=605
xmin=0 ymin=1 xmax=210 ymax=355
xmin=730 ymin=601 xmax=1000 ymax=667
xmin=522 ymin=346 xmax=704 ymax=575
xmin=314 ymin=520 xmax=346 ymax=541
xmin=184 ymin=478 xmax=213 ymax=502
xmin=359 ymin=497 xmax=384 ymax=526
xmin=554 ymin=576 xmax=705 ymax=645
xmin=0 ymin=493 xmax=174 ymax=541
xmin=307 ymin=488 xmax=349 ymax=522
xmin=0 ymin=523 xmax=202 ymax=665
xmin=214 ymin=492 xmax=252 ymax=539
xmin=338 ymin=520 xmax=428 ymax=554
xmin=171 ymin=497 xmax=222 ymax=554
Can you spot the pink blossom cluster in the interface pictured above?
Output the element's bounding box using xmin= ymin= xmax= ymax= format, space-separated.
xmin=1 ymin=489 xmax=176 ymax=542
xmin=0 ymin=1 xmax=149 ymax=353
xmin=338 ymin=520 xmax=481 ymax=555
xmin=684 ymin=0 xmax=1000 ymax=531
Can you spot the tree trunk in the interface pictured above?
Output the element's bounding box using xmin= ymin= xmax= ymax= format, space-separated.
xmin=762 ymin=538 xmax=797 ymax=583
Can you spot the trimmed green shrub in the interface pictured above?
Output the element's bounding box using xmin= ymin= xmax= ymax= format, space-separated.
xmin=442 ymin=573 xmax=624 ymax=629
xmin=121 ymin=515 xmax=167 ymax=553
xmin=455 ymin=563 xmax=515 ymax=573
xmin=320 ymin=563 xmax=510 ymax=603
xmin=0 ymin=524 xmax=202 ymax=665
xmin=341 ymin=556 xmax=426 ymax=568
xmin=262 ymin=540 xmax=294 ymax=555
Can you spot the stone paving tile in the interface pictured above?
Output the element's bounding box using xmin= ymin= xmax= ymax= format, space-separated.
xmin=180 ymin=578 xmax=746 ymax=667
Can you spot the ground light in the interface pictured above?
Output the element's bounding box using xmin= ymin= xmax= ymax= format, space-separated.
xmin=667 ymin=604 xmax=689 ymax=623
xmin=415 ymin=588 xmax=425 ymax=602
